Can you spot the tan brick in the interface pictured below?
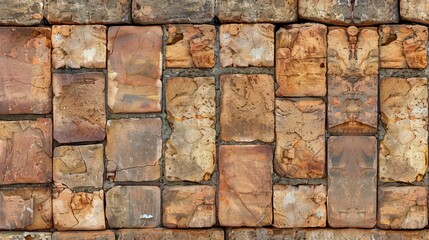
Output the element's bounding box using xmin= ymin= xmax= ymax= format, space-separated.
xmin=276 ymin=23 xmax=327 ymax=97
xmin=0 ymin=0 xmax=43 ymax=25
xmin=220 ymin=24 xmax=274 ymax=67
xmin=227 ymin=228 xmax=299 ymax=240
xmin=52 ymin=231 xmax=115 ymax=240
xmin=372 ymin=229 xmax=429 ymax=240
xmin=401 ymin=0 xmax=429 ymax=25
xmin=219 ymin=145 xmax=273 ymax=227
xmin=53 ymin=72 xmax=106 ymax=143
xmin=107 ymin=26 xmax=162 ymax=113
xmin=305 ymin=229 xmax=429 ymax=240
xmin=0 ymin=27 xmax=51 ymax=114
xmin=0 ymin=232 xmax=52 ymax=240
xmin=106 ymin=118 xmax=161 ymax=182
xmin=116 ymin=228 xmax=224 ymax=240
xmin=220 ymin=74 xmax=274 ymax=142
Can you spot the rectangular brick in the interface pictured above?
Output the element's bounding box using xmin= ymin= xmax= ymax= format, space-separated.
xmin=305 ymin=229 xmax=429 ymax=240
xmin=401 ymin=0 xmax=429 ymax=25
xmin=227 ymin=228 xmax=299 ymax=240
xmin=0 ymin=232 xmax=52 ymax=240
xmin=0 ymin=0 xmax=43 ymax=25
xmin=116 ymin=229 xmax=224 ymax=240
xmin=52 ymin=231 xmax=115 ymax=240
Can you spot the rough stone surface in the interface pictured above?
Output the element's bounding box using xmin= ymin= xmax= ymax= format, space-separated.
xmin=53 ymin=189 xmax=105 ymax=230
xmin=106 ymin=118 xmax=161 ymax=182
xmin=116 ymin=229 xmax=224 ymax=240
xmin=53 ymin=144 xmax=104 ymax=189
xmin=0 ymin=188 xmax=52 ymax=230
xmin=328 ymin=136 xmax=377 ymax=228
xmin=274 ymin=185 xmax=326 ymax=228
xmin=379 ymin=25 xmax=428 ymax=69
xmin=107 ymin=26 xmax=162 ymax=113
xmin=305 ymin=229 xmax=429 ymax=239
xmin=276 ymin=23 xmax=327 ymax=97
xmin=45 ymin=0 xmax=131 ymax=24
xmin=0 ymin=0 xmax=43 ymax=25
xmin=52 ymin=231 xmax=115 ymax=240
xmin=401 ymin=0 xmax=429 ymax=25
xmin=0 ymin=119 xmax=52 ymax=185
xmin=275 ymin=99 xmax=325 ymax=178
xmin=0 ymin=232 xmax=52 ymax=240
xmin=328 ymin=26 xmax=378 ymax=134
xmin=166 ymin=25 xmax=215 ymax=68
xmin=0 ymin=27 xmax=51 ymax=114
xmin=219 ymin=145 xmax=273 ymax=227
xmin=163 ymin=185 xmax=216 ymax=228
xmin=165 ymin=77 xmax=215 ymax=182
xmin=227 ymin=228 xmax=299 ymax=240
xmin=53 ymin=72 xmax=106 ymax=143
xmin=106 ymin=186 xmax=161 ymax=228
xmin=380 ymin=78 xmax=428 ymax=183
xmin=220 ymin=74 xmax=274 ymax=142
xmin=220 ymin=24 xmax=274 ymax=67
xmin=52 ymin=25 xmax=107 ymax=69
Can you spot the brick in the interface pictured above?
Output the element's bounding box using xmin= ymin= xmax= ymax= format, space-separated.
xmin=372 ymin=229 xmax=429 ymax=240
xmin=0 ymin=119 xmax=52 ymax=185
xmin=276 ymin=23 xmax=327 ymax=97
xmin=163 ymin=185 xmax=216 ymax=228
xmin=166 ymin=25 xmax=215 ymax=68
xmin=274 ymin=185 xmax=326 ymax=228
xmin=217 ymin=0 xmax=297 ymax=23
xmin=53 ymin=144 xmax=104 ymax=189
xmin=0 ymin=27 xmax=51 ymax=114
xmin=52 ymin=25 xmax=107 ymax=69
xmin=0 ymin=232 xmax=52 ymax=240
xmin=227 ymin=228 xmax=299 ymax=240
xmin=380 ymin=78 xmax=428 ymax=183
xmin=53 ymin=72 xmax=106 ymax=143
xmin=165 ymin=77 xmax=215 ymax=182
xmin=327 ymin=26 xmax=378 ymax=135
xmin=116 ymin=228 xmax=224 ymax=240
xmin=45 ymin=0 xmax=131 ymax=24
xmin=401 ymin=0 xmax=429 ymax=25
xmin=220 ymin=24 xmax=274 ymax=67
xmin=53 ymin=189 xmax=105 ymax=230
xmin=106 ymin=186 xmax=160 ymax=228
xmin=304 ymin=229 xmax=372 ymax=240
xmin=107 ymin=26 xmax=162 ymax=113
xmin=219 ymin=145 xmax=273 ymax=227
xmin=106 ymin=118 xmax=161 ymax=182
xmin=132 ymin=0 xmax=214 ymax=24
xmin=275 ymin=99 xmax=325 ymax=178
xmin=52 ymin=231 xmax=115 ymax=240
xmin=0 ymin=188 xmax=52 ymax=230
xmin=220 ymin=74 xmax=274 ymax=142
xmin=0 ymin=0 xmax=43 ymax=25
xmin=327 ymin=136 xmax=377 ymax=228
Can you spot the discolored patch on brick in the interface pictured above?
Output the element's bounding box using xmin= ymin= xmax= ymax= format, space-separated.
xmin=0 ymin=0 xmax=43 ymax=25
xmin=401 ymin=0 xmax=429 ymax=25
xmin=52 ymin=231 xmax=115 ymax=240
xmin=116 ymin=228 xmax=224 ymax=239
xmin=227 ymin=228 xmax=300 ymax=240
xmin=0 ymin=232 xmax=52 ymax=239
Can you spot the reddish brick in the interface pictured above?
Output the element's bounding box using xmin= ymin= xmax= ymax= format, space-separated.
xmin=116 ymin=228 xmax=224 ymax=240
xmin=52 ymin=231 xmax=115 ymax=240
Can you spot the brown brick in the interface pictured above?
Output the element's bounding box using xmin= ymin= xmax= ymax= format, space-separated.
xmin=106 ymin=186 xmax=160 ymax=228
xmin=165 ymin=77 xmax=215 ymax=182
xmin=380 ymin=78 xmax=428 ymax=183
xmin=53 ymin=72 xmax=105 ymax=143
xmin=219 ymin=145 xmax=273 ymax=227
xmin=274 ymin=185 xmax=326 ymax=228
xmin=52 ymin=231 xmax=115 ymax=240
xmin=304 ymin=229 xmax=372 ymax=239
xmin=372 ymin=229 xmax=429 ymax=240
xmin=107 ymin=26 xmax=162 ymax=113
xmin=53 ymin=144 xmax=104 ymax=189
xmin=220 ymin=74 xmax=274 ymax=142
xmin=0 ymin=119 xmax=52 ymax=185
xmin=116 ymin=228 xmax=224 ymax=240
xmin=227 ymin=228 xmax=299 ymax=240
xmin=276 ymin=23 xmax=327 ymax=97
xmin=220 ymin=24 xmax=274 ymax=67
xmin=163 ymin=186 xmax=216 ymax=228
xmin=52 ymin=25 xmax=107 ymax=69
xmin=275 ymin=99 xmax=325 ymax=178
xmin=45 ymin=0 xmax=131 ymax=24
xmin=0 ymin=188 xmax=52 ymax=230
xmin=0 ymin=0 xmax=43 ymax=25
xmin=166 ymin=25 xmax=215 ymax=68
xmin=53 ymin=189 xmax=105 ymax=230
xmin=0 ymin=27 xmax=51 ymax=114
xmin=327 ymin=27 xmax=378 ymax=135
xmin=401 ymin=0 xmax=429 ymax=25
xmin=0 ymin=232 xmax=52 ymax=239
xmin=327 ymin=136 xmax=377 ymax=228
xmin=106 ymin=118 xmax=161 ymax=182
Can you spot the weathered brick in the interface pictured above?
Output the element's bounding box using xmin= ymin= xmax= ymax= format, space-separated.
xmin=52 ymin=25 xmax=107 ymax=69
xmin=0 ymin=119 xmax=52 ymax=185
xmin=275 ymin=99 xmax=325 ymax=178
xmin=219 ymin=145 xmax=273 ymax=227
xmin=276 ymin=23 xmax=327 ymax=97
xmin=0 ymin=188 xmax=52 ymax=230
xmin=116 ymin=228 xmax=224 ymax=240
xmin=0 ymin=27 xmax=51 ymax=114
xmin=372 ymin=229 xmax=429 ymax=240
xmin=380 ymin=78 xmax=428 ymax=183
xmin=401 ymin=0 xmax=429 ymax=25
xmin=220 ymin=24 xmax=274 ymax=67
xmin=220 ymin=74 xmax=274 ymax=142
xmin=53 ymin=72 xmax=105 ymax=143
xmin=274 ymin=185 xmax=326 ymax=228
xmin=52 ymin=231 xmax=115 ymax=240
xmin=107 ymin=26 xmax=162 ymax=113
xmin=53 ymin=144 xmax=104 ymax=189
xmin=166 ymin=25 xmax=215 ymax=68
xmin=0 ymin=232 xmax=52 ymax=240
xmin=0 ymin=0 xmax=43 ymax=25
xmin=165 ymin=77 xmax=215 ymax=182
xmin=163 ymin=185 xmax=216 ymax=228
xmin=328 ymin=136 xmax=377 ymax=228
xmin=106 ymin=186 xmax=160 ymax=228
xmin=106 ymin=118 xmax=161 ymax=182
xmin=305 ymin=229 xmax=429 ymax=240
xmin=227 ymin=228 xmax=299 ymax=240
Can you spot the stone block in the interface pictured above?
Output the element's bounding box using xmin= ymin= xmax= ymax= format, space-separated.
xmin=116 ymin=228 xmax=224 ymax=240
xmin=52 ymin=231 xmax=115 ymax=240
xmin=0 ymin=232 xmax=52 ymax=240
xmin=401 ymin=0 xmax=429 ymax=25
xmin=0 ymin=0 xmax=43 ymax=25
xmin=227 ymin=228 xmax=299 ymax=240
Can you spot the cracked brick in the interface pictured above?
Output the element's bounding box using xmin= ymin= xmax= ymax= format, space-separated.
xmin=116 ymin=228 xmax=224 ymax=240
xmin=0 ymin=0 xmax=43 ymax=25
xmin=52 ymin=231 xmax=115 ymax=240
